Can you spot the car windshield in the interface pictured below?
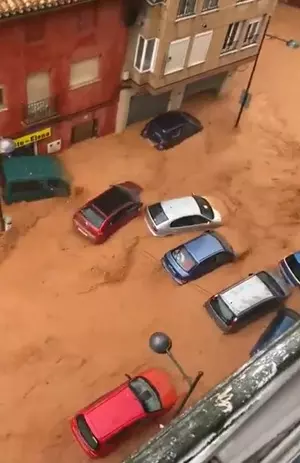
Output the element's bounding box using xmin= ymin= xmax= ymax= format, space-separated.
xmin=81 ymin=207 xmax=105 ymax=228
xmin=172 ymin=247 xmax=197 ymax=272
xmin=129 ymin=377 xmax=162 ymax=413
xmin=76 ymin=414 xmax=100 ymax=451
xmin=286 ymin=254 xmax=300 ymax=282
xmin=148 ymin=203 xmax=168 ymax=226
xmin=258 ymin=271 xmax=286 ymax=297
xmin=193 ymin=196 xmax=214 ymax=220
xmin=210 ymin=296 xmax=235 ymax=324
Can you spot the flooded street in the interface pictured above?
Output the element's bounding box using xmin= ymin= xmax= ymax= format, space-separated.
xmin=1 ymin=5 xmax=300 ymax=463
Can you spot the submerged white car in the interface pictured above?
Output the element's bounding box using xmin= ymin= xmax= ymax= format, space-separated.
xmin=144 ymin=195 xmax=225 ymax=237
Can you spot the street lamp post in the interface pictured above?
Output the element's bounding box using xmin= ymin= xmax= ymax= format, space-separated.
xmin=0 ymin=137 xmax=15 ymax=232
xmin=149 ymin=332 xmax=203 ymax=416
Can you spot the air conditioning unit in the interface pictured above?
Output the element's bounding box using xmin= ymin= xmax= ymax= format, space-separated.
xmin=145 ymin=0 xmax=164 ymax=6
xmin=47 ymin=139 xmax=62 ymax=154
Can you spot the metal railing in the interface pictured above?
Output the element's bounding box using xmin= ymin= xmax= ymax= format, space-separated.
xmin=23 ymin=96 xmax=59 ymax=125
xmin=242 ymin=33 xmax=260 ymax=47
xmin=220 ymin=39 xmax=239 ymax=54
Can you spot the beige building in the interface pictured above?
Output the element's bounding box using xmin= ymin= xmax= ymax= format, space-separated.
xmin=116 ymin=0 xmax=277 ymax=131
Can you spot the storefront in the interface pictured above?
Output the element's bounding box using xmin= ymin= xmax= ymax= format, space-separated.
xmin=13 ymin=127 xmax=52 ymax=156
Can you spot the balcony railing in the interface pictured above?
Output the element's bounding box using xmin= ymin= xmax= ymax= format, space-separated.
xmin=242 ymin=33 xmax=260 ymax=48
xmin=220 ymin=40 xmax=239 ymax=55
xmin=23 ymin=96 xmax=59 ymax=125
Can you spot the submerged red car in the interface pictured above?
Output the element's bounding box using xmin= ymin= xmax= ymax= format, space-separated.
xmin=73 ymin=182 xmax=143 ymax=244
xmin=71 ymin=368 xmax=178 ymax=458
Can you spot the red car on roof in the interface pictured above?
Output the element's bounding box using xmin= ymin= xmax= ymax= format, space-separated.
xmin=73 ymin=181 xmax=143 ymax=244
xmin=71 ymin=368 xmax=178 ymax=458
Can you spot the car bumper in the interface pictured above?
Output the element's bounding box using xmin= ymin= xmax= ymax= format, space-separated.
xmin=144 ymin=216 xmax=160 ymax=236
xmin=161 ymin=258 xmax=185 ymax=285
xmin=73 ymin=220 xmax=99 ymax=243
xmin=204 ymin=301 xmax=231 ymax=333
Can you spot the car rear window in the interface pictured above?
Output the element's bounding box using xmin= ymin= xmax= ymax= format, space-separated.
xmin=81 ymin=207 xmax=105 ymax=228
xmin=172 ymin=247 xmax=197 ymax=272
xmin=210 ymin=296 xmax=235 ymax=324
xmin=76 ymin=414 xmax=100 ymax=451
xmin=285 ymin=254 xmax=300 ymax=282
xmin=193 ymin=196 xmax=214 ymax=220
xmin=129 ymin=377 xmax=161 ymax=413
xmin=148 ymin=203 xmax=168 ymax=226
xmin=258 ymin=271 xmax=286 ymax=297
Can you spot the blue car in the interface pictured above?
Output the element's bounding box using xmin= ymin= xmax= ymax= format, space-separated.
xmin=161 ymin=231 xmax=243 ymax=285
xmin=279 ymin=251 xmax=300 ymax=287
xmin=250 ymin=308 xmax=300 ymax=357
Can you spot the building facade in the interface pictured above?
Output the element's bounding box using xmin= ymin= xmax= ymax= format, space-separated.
xmin=0 ymin=0 xmax=131 ymax=155
xmin=116 ymin=0 xmax=278 ymax=131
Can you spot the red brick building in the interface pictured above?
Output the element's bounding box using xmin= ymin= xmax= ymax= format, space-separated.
xmin=0 ymin=0 xmax=131 ymax=155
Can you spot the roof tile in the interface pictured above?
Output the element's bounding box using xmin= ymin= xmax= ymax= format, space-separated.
xmin=0 ymin=0 xmax=83 ymax=18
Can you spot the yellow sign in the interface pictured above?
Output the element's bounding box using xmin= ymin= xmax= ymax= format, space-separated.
xmin=14 ymin=128 xmax=51 ymax=148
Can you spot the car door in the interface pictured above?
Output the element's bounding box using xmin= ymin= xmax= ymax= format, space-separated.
xmin=193 ymin=255 xmax=219 ymax=281
xmin=106 ymin=209 xmax=127 ymax=236
xmin=169 ymin=215 xmax=210 ymax=234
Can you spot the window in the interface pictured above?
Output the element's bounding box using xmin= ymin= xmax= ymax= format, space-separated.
xmin=81 ymin=207 xmax=105 ymax=228
xmin=134 ymin=36 xmax=158 ymax=73
xmin=172 ymin=247 xmax=197 ymax=271
xmin=148 ymin=203 xmax=168 ymax=226
xmin=221 ymin=22 xmax=243 ymax=54
xmin=202 ymin=0 xmax=219 ymax=12
xmin=76 ymin=415 xmax=99 ymax=451
xmin=177 ymin=0 xmax=197 ymax=18
xmin=193 ymin=196 xmax=214 ymax=220
xmin=109 ymin=210 xmax=125 ymax=225
xmin=11 ymin=180 xmax=42 ymax=194
xmin=242 ymin=18 xmax=263 ymax=47
xmin=171 ymin=216 xmax=206 ymax=227
xmin=0 ymin=87 xmax=5 ymax=109
xmin=164 ymin=37 xmax=190 ymax=75
xmin=69 ymin=57 xmax=99 ymax=89
xmin=188 ymin=31 xmax=213 ymax=66
xmin=129 ymin=377 xmax=162 ymax=413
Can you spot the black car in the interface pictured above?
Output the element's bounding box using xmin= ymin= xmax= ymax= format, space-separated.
xmin=250 ymin=308 xmax=300 ymax=357
xmin=141 ymin=111 xmax=203 ymax=151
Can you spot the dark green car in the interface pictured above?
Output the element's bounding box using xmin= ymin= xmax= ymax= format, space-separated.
xmin=1 ymin=155 xmax=71 ymax=204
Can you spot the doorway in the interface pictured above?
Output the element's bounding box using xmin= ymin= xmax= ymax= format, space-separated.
xmin=71 ymin=120 xmax=96 ymax=144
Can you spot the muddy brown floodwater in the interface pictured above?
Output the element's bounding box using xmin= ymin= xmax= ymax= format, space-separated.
xmin=1 ymin=5 xmax=300 ymax=463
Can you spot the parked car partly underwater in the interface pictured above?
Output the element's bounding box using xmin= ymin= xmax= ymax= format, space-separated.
xmin=279 ymin=251 xmax=300 ymax=287
xmin=161 ymin=230 xmax=248 ymax=285
xmin=145 ymin=195 xmax=225 ymax=237
xmin=250 ymin=308 xmax=300 ymax=357
xmin=73 ymin=182 xmax=143 ymax=244
xmin=141 ymin=111 xmax=203 ymax=151
xmin=71 ymin=368 xmax=177 ymax=458
xmin=205 ymin=269 xmax=292 ymax=333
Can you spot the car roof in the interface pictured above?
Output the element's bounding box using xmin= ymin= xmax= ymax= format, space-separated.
xmin=2 ymin=155 xmax=66 ymax=183
xmin=91 ymin=185 xmax=132 ymax=216
xmin=220 ymin=275 xmax=274 ymax=317
xmin=184 ymin=232 xmax=225 ymax=263
xmin=160 ymin=196 xmax=200 ymax=221
xmin=85 ymin=383 xmax=144 ymax=442
xmin=152 ymin=111 xmax=188 ymax=132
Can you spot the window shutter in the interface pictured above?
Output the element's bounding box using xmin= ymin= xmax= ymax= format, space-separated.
xmin=188 ymin=31 xmax=213 ymax=66
xmin=70 ymin=58 xmax=99 ymax=87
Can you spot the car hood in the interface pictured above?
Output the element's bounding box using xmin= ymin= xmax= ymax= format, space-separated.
xmin=85 ymin=384 xmax=145 ymax=441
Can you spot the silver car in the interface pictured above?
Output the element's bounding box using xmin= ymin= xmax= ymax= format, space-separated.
xmin=144 ymin=195 xmax=224 ymax=237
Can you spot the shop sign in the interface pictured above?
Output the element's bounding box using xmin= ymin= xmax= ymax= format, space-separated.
xmin=14 ymin=128 xmax=51 ymax=148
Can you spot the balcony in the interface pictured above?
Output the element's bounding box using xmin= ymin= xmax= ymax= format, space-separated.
xmin=23 ymin=96 xmax=59 ymax=125
xmin=242 ymin=33 xmax=260 ymax=48
xmin=220 ymin=40 xmax=239 ymax=55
